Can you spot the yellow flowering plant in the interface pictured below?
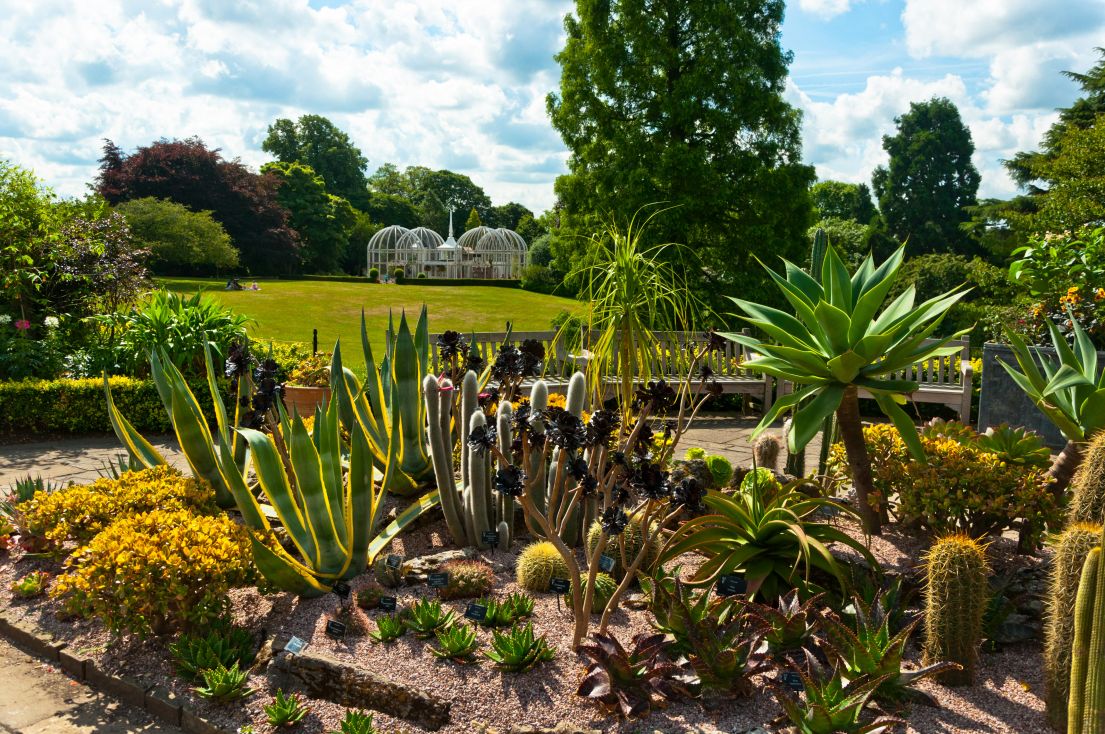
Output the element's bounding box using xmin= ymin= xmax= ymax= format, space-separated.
xmin=53 ymin=509 xmax=256 ymax=636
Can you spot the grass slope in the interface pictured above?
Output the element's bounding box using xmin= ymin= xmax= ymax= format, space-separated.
xmin=161 ymin=278 xmax=581 ymax=368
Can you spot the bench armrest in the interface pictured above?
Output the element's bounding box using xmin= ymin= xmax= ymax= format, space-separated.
xmin=960 ymin=358 xmax=973 ymax=384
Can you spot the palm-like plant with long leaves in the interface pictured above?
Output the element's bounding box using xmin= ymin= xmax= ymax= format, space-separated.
xmin=722 ymin=244 xmax=970 ymax=533
xmin=1000 ymin=314 xmax=1105 ymax=493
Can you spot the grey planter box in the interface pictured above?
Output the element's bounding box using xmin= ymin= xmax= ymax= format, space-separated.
xmin=978 ymin=341 xmax=1104 ymax=449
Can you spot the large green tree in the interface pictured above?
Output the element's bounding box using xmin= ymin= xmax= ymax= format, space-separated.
xmin=262 ymin=162 xmax=355 ymax=274
xmin=547 ymin=0 xmax=813 ymax=307
xmin=116 ymin=197 xmax=238 ymax=275
xmin=263 ymin=115 xmax=369 ymax=209
xmin=872 ymin=97 xmax=980 ymax=256
xmin=1004 ymin=49 xmax=1105 ymax=233
xmin=811 ymin=180 xmax=877 ymax=223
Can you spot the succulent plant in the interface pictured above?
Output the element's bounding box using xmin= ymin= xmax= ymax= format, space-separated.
xmin=373 ymin=555 xmax=404 ymax=588
xmin=430 ymin=623 xmax=480 ymax=664
xmin=193 ymin=662 xmax=253 ymax=702
xmin=923 ymin=534 xmax=989 ymax=686
xmin=403 ymin=598 xmax=457 ymax=639
xmin=977 ymin=424 xmax=1052 ymax=467
xmin=1069 ymin=431 xmax=1105 ymax=525
xmin=576 ymin=632 xmax=700 ymax=718
xmin=356 ymin=581 xmax=386 ymax=610
xmin=475 ymin=592 xmax=535 ymax=627
xmin=704 ymin=454 xmax=734 ymax=488
xmin=10 ymin=570 xmax=49 ymax=599
xmin=515 ymin=540 xmax=570 ymax=593
xmin=437 ymin=559 xmax=495 ymax=601
xmin=774 ymin=653 xmax=904 ymax=734
xmin=330 ymin=710 xmax=376 ymax=734
xmin=584 ymin=516 xmax=661 ymax=581
xmin=369 ymin=613 xmax=407 ymax=644
xmin=752 ymin=433 xmax=781 ymax=472
xmin=484 ymin=622 xmax=556 ymax=672
xmin=169 ymin=626 xmax=256 ymax=681
xmin=264 ymin=688 xmax=309 ymax=727
xmin=747 ymin=590 xmax=823 ymax=662
xmin=565 ymin=573 xmax=618 ymax=612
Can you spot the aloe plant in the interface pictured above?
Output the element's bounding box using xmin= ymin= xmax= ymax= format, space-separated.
xmin=104 ymin=342 xmax=439 ymax=597
xmin=1000 ymin=314 xmax=1105 ymax=492
xmin=774 ymin=654 xmax=903 ymax=734
xmin=723 ymin=243 xmax=970 ymax=533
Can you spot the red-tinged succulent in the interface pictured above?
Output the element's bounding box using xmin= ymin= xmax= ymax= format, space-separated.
xmin=576 ymin=632 xmax=700 ymax=718
xmin=774 ymin=652 xmax=905 ymax=734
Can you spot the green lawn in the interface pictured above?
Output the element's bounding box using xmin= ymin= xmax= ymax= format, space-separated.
xmin=161 ymin=278 xmax=582 ymax=368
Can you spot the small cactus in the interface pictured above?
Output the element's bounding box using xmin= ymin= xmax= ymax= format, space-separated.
xmin=566 ymin=572 xmax=618 ymax=612
xmin=1069 ymin=432 xmax=1105 ymax=525
xmin=330 ymin=603 xmax=372 ymax=637
xmin=374 ymin=556 xmax=404 ymax=588
xmin=437 ymin=559 xmax=495 ymax=600
xmin=584 ymin=515 xmax=661 ymax=581
xmin=1048 ymin=523 xmax=1104 ymax=730
xmin=923 ymin=534 xmax=989 ymax=686
xmin=752 ymin=433 xmax=780 ymax=472
xmin=516 ymin=540 xmax=570 ymax=593
xmin=356 ymin=581 xmax=387 ymax=610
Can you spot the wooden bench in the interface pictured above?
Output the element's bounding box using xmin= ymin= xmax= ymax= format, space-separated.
xmin=428 ymin=330 xmax=774 ymax=413
xmin=779 ymin=338 xmax=973 ymax=422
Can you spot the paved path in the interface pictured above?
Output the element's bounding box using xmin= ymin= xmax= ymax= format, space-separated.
xmin=0 ymin=414 xmax=818 ymax=490
xmin=0 ymin=638 xmax=174 ymax=734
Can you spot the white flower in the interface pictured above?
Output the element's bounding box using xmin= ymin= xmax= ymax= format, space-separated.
xmin=44 ymin=316 xmax=59 ymax=329
xmin=0 ymin=314 xmax=10 ymax=325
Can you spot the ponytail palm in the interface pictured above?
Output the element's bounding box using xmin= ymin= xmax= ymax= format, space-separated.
xmin=722 ymin=244 xmax=969 ymax=533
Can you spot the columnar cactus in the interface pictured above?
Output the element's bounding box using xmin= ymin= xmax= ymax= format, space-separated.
xmin=752 ymin=433 xmax=781 ymax=472
xmin=922 ymin=534 xmax=989 ymax=686
xmin=545 ymin=372 xmax=588 ymax=546
xmin=1047 ymin=523 xmax=1103 ymax=730
xmin=1069 ymin=432 xmax=1105 ymax=525
xmin=1068 ymin=545 xmax=1104 ymax=734
xmin=810 ymin=227 xmax=828 ymax=280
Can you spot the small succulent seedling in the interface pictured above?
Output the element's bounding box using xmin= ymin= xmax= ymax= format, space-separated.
xmin=193 ymin=662 xmax=253 ymax=702
xmin=484 ymin=622 xmax=556 ymax=672
xmin=330 ymin=709 xmax=376 ymax=734
xmin=430 ymin=623 xmax=480 ymax=663
xmin=264 ymin=688 xmax=309 ymax=727
xmin=403 ymin=598 xmax=456 ymax=639
xmin=368 ymin=613 xmax=407 ymax=644
xmin=10 ymin=570 xmax=49 ymax=598
xmin=169 ymin=626 xmax=256 ymax=681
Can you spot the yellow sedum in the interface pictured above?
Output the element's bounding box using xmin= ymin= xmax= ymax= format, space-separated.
xmin=18 ymin=466 xmax=215 ymax=549
xmin=53 ymin=509 xmax=256 ymax=636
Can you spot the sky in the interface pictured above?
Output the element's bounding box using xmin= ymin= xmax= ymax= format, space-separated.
xmin=0 ymin=0 xmax=1102 ymax=215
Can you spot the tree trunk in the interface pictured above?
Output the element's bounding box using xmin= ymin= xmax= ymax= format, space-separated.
xmin=1049 ymin=440 xmax=1086 ymax=497
xmin=836 ymin=386 xmax=881 ymax=535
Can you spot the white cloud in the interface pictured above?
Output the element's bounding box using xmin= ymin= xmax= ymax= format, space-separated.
xmin=0 ymin=0 xmax=574 ymax=213
xmin=798 ymin=0 xmax=853 ymax=21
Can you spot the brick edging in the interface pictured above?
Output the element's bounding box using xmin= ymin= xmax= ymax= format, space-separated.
xmin=0 ymin=611 xmax=233 ymax=734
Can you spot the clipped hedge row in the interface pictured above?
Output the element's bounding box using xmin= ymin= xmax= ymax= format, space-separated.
xmin=287 ymin=274 xmax=521 ymax=288
xmin=0 ymin=376 xmax=218 ymax=435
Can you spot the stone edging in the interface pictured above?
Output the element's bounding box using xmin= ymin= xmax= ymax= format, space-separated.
xmin=0 ymin=610 xmax=233 ymax=734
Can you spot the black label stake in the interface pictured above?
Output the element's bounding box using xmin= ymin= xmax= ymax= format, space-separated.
xmin=428 ymin=572 xmax=449 ymax=589
xmin=325 ymin=619 xmax=347 ymax=639
xmin=379 ymin=596 xmax=397 ymax=613
xmin=464 ymin=602 xmax=488 ymax=622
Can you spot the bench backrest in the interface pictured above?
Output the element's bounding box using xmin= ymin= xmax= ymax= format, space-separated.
xmin=887 ymin=338 xmax=970 ymax=385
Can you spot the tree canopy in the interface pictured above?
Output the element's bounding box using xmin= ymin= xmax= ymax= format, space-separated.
xmin=871 ymin=97 xmax=980 ymax=256
xmin=262 ymin=115 xmax=369 ymax=209
xmin=116 ymin=197 xmax=238 ymax=275
xmin=96 ymin=138 xmax=300 ymax=275
xmin=811 ymin=180 xmax=877 ymax=223
xmin=262 ymin=161 xmax=356 ymax=274
xmin=546 ymin=0 xmax=814 ymax=307
xmin=366 ymin=164 xmax=493 ymax=236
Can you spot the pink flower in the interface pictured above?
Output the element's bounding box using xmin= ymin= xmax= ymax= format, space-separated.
xmin=14 ymin=319 xmax=30 ymax=331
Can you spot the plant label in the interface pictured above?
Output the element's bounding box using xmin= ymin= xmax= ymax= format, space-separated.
xmin=481 ymin=530 xmax=500 ymax=547
xmin=716 ymin=573 xmax=747 ymax=596
xmin=325 ymin=619 xmax=347 ymax=638
xmin=464 ymin=602 xmax=488 ymax=622
xmin=284 ymin=636 xmax=307 ymax=654
xmin=379 ymin=596 xmax=397 ymax=612
xmin=780 ymin=671 xmax=804 ymax=691
xmin=549 ymin=577 xmax=571 ymax=593
xmin=598 ymin=554 xmax=616 ymax=573
xmin=385 ymin=554 xmax=402 ymax=569
xmin=428 ymin=572 xmax=449 ymax=589
xmin=332 ymin=581 xmax=351 ymax=599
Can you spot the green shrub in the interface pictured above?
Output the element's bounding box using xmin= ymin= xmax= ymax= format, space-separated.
xmin=392 ymin=267 xmax=404 ymax=284
xmin=367 ymin=267 xmax=379 ymax=283
xmin=0 ymin=376 xmax=220 ymax=435
xmin=19 ymin=466 xmax=215 ymax=548
xmin=416 ymin=272 xmax=427 ymax=279
xmin=53 ymin=509 xmax=257 ymax=636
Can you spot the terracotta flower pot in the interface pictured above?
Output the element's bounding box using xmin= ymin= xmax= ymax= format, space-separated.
xmin=282 ymin=385 xmax=331 ymax=418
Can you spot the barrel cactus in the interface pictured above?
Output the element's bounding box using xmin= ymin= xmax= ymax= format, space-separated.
xmin=516 ymin=540 xmax=570 ymax=593
xmin=922 ymin=534 xmax=989 ymax=686
xmin=1069 ymin=432 xmax=1105 ymax=525
xmin=1049 ymin=524 xmax=1104 ymax=730
xmin=584 ymin=515 xmax=661 ymax=581
xmin=565 ymin=572 xmax=618 ymax=612
xmin=437 ymin=559 xmax=495 ymax=601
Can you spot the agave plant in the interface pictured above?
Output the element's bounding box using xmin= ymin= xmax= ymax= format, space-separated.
xmin=369 ymin=613 xmax=407 ymax=644
xmin=484 ymin=622 xmax=556 ymax=672
xmin=576 ymin=632 xmax=700 ymax=718
xmin=104 ymin=343 xmax=438 ymax=597
xmin=723 ymin=243 xmax=970 ymax=533
xmin=821 ymin=595 xmax=958 ymax=706
xmin=403 ymin=598 xmax=456 ymax=639
xmin=430 ymin=624 xmax=480 ymax=664
xmin=264 ymin=689 xmax=310 ymax=727
xmin=748 ymin=590 xmax=824 ymax=661
xmin=774 ymin=653 xmax=904 ymax=734
xmin=194 ymin=662 xmax=253 ymax=702
xmin=1000 ymin=314 xmax=1105 ymax=491
xmin=658 ymin=478 xmax=875 ymax=601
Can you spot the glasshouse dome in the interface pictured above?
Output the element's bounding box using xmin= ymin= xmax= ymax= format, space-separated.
xmin=366 ymin=214 xmax=527 ymax=280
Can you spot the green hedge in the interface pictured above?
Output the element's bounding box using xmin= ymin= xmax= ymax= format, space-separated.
xmin=288 ymin=275 xmax=521 ymax=288
xmin=0 ymin=376 xmax=218 ymax=436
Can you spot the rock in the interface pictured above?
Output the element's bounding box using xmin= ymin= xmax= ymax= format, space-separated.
xmin=270 ymin=648 xmax=450 ymax=730
xmin=623 ymin=592 xmax=650 ymax=610
xmin=403 ymin=547 xmax=478 ymax=584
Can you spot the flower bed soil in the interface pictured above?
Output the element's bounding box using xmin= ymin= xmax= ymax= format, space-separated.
xmin=0 ymin=510 xmax=1051 ymax=734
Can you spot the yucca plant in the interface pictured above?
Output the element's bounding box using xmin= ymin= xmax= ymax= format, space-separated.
xmin=265 ymin=689 xmax=309 ymax=727
xmin=658 ymin=478 xmax=875 ymax=601
xmin=403 ymin=598 xmax=456 ymax=639
xmin=484 ymin=622 xmax=556 ymax=672
xmin=369 ymin=613 xmax=407 ymax=644
xmin=774 ymin=654 xmax=904 ymax=734
xmin=576 ymin=632 xmax=700 ymax=718
xmin=1000 ymin=314 xmax=1105 ymax=492
xmin=104 ymin=342 xmax=439 ymax=597
xmin=821 ymin=596 xmax=958 ymax=706
xmin=194 ymin=662 xmax=253 ymax=702
xmin=724 ymin=243 xmax=970 ymax=533
xmin=430 ymin=623 xmax=480 ymax=663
